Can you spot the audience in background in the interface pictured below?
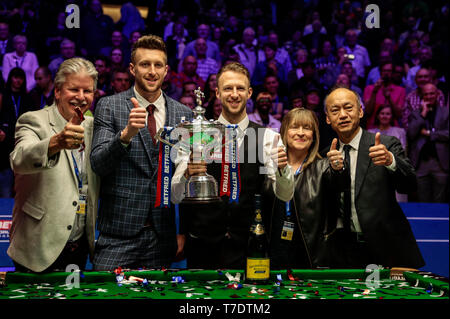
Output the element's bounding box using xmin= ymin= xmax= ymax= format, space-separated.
xmin=407 ymin=83 xmax=449 ymax=203
xmin=29 ymin=66 xmax=54 ymax=109
xmin=2 ymin=34 xmax=38 ymax=91
xmin=0 ymin=0 xmax=448 ymax=203
xmin=369 ymin=105 xmax=408 ymax=202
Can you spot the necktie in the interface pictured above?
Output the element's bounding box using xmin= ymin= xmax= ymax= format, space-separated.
xmin=343 ymin=144 xmax=352 ymax=233
xmin=147 ymin=104 xmax=156 ymax=145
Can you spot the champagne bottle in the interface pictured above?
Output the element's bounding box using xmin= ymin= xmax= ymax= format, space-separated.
xmin=245 ymin=194 xmax=270 ymax=284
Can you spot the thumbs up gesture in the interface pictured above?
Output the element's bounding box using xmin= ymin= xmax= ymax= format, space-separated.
xmin=120 ymin=97 xmax=147 ymax=144
xmin=270 ymin=134 xmax=288 ymax=170
xmin=48 ymin=112 xmax=85 ymax=157
xmin=326 ymin=138 xmax=344 ymax=170
xmin=369 ymin=132 xmax=393 ymax=166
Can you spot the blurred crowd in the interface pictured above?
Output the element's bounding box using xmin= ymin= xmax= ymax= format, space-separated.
xmin=0 ymin=0 xmax=448 ymax=202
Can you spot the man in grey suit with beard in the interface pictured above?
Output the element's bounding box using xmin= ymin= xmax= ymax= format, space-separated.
xmin=90 ymin=35 xmax=192 ymax=270
xmin=8 ymin=58 xmax=100 ymax=272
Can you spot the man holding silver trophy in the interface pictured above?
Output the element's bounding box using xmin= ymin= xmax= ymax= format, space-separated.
xmin=171 ymin=62 xmax=294 ymax=269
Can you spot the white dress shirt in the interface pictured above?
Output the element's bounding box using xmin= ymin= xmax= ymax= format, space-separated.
xmin=171 ymin=113 xmax=294 ymax=204
xmin=133 ymin=86 xmax=166 ymax=132
xmin=54 ymin=109 xmax=87 ymax=242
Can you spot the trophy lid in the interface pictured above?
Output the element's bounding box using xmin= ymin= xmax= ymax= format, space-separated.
xmin=176 ymin=87 xmax=225 ymax=133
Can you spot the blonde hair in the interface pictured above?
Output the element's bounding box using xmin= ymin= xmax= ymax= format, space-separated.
xmin=280 ymin=108 xmax=321 ymax=170
xmin=217 ymin=62 xmax=251 ymax=86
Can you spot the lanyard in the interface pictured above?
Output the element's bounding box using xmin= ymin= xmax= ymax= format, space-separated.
xmin=40 ymin=95 xmax=45 ymax=109
xmin=285 ymin=156 xmax=307 ymax=217
xmin=71 ymin=152 xmax=83 ymax=190
xmin=11 ymin=95 xmax=21 ymax=118
xmin=294 ymin=156 xmax=307 ymax=177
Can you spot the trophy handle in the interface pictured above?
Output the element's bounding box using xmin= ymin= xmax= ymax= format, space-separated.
xmin=155 ymin=128 xmax=176 ymax=147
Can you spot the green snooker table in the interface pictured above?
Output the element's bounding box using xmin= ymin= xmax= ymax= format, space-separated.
xmin=0 ymin=268 xmax=448 ymax=300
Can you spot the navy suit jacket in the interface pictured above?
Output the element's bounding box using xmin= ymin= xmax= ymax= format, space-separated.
xmin=90 ymin=88 xmax=192 ymax=244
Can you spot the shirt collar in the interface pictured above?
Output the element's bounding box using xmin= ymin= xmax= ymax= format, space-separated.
xmin=133 ymin=86 xmax=165 ymax=111
xmin=218 ymin=113 xmax=249 ymax=132
xmin=340 ymin=127 xmax=362 ymax=151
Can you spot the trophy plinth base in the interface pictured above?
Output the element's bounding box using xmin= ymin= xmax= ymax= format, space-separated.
xmin=181 ymin=196 xmax=221 ymax=204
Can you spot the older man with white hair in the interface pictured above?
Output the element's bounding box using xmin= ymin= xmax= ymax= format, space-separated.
xmin=8 ymin=57 xmax=100 ymax=272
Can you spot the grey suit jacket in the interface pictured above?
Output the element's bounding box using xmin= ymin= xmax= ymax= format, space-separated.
xmin=407 ymin=106 xmax=449 ymax=171
xmin=8 ymin=104 xmax=100 ymax=272
xmin=90 ymin=88 xmax=192 ymax=240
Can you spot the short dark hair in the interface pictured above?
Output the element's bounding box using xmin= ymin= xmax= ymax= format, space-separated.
xmin=112 ymin=67 xmax=130 ymax=79
xmin=37 ymin=66 xmax=52 ymax=78
xmin=131 ymin=34 xmax=167 ymax=64
xmin=94 ymin=55 xmax=110 ymax=66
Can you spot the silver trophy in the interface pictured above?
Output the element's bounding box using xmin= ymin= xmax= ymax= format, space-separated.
xmin=156 ymin=87 xmax=230 ymax=203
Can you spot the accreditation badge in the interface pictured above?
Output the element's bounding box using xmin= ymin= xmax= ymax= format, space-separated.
xmin=281 ymin=221 xmax=294 ymax=241
xmin=76 ymin=194 xmax=87 ymax=215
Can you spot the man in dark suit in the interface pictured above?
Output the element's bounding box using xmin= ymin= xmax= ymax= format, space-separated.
xmin=90 ymin=35 xmax=192 ymax=270
xmin=407 ymin=83 xmax=449 ymax=203
xmin=324 ymin=87 xmax=424 ymax=269
xmin=171 ymin=62 xmax=293 ymax=269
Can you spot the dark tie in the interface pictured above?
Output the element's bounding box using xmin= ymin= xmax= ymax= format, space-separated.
xmin=343 ymin=144 xmax=352 ymax=233
xmin=147 ymin=104 xmax=157 ymax=145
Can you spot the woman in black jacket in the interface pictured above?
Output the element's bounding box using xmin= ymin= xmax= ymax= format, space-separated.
xmin=265 ymin=108 xmax=343 ymax=269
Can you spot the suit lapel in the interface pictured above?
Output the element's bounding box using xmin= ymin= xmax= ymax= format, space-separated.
xmin=164 ymin=93 xmax=176 ymax=127
xmin=355 ymin=130 xmax=373 ymax=199
xmin=48 ymin=104 xmax=78 ymax=187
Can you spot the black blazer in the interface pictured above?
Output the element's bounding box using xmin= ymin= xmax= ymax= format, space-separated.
xmin=343 ymin=129 xmax=424 ymax=268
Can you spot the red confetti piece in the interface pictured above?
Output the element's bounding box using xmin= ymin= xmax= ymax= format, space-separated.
xmin=287 ymin=269 xmax=295 ymax=281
